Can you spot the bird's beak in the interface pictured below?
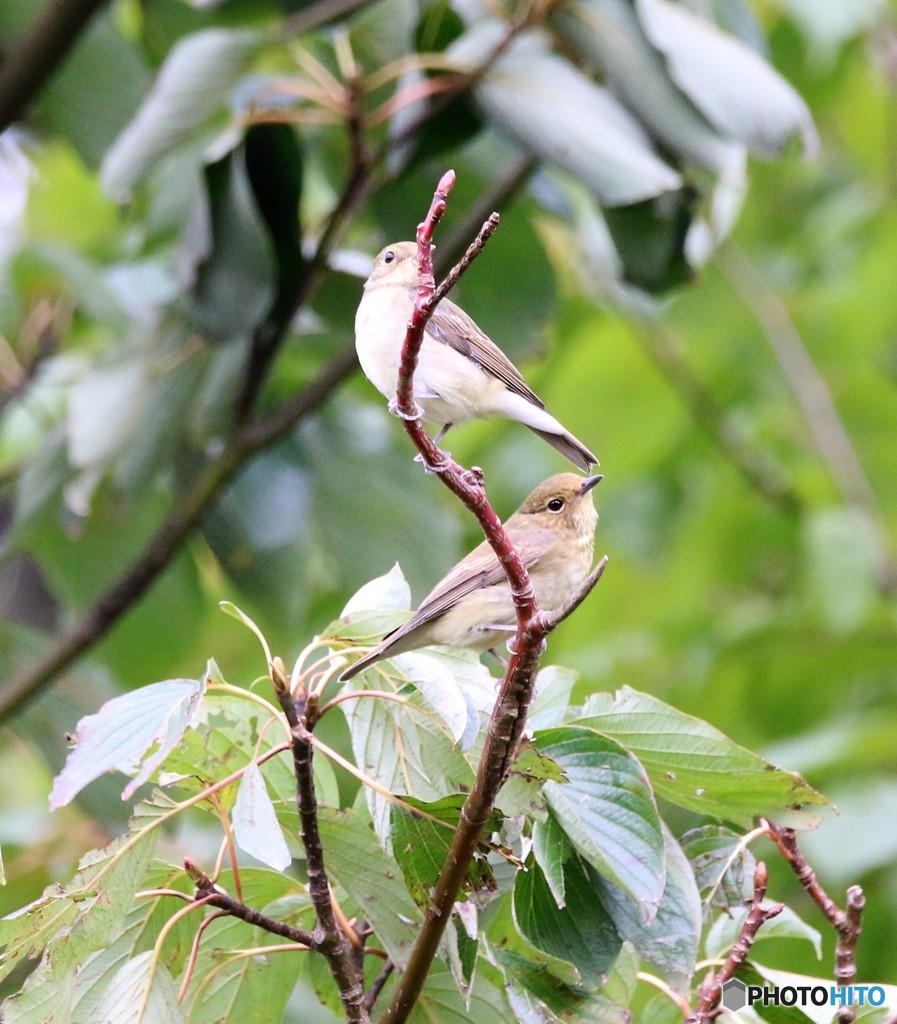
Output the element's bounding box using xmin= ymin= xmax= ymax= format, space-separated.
xmin=579 ymin=474 xmax=603 ymax=495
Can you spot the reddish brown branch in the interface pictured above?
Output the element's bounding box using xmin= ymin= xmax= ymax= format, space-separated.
xmin=381 ymin=172 xmax=607 ymax=1024
xmin=764 ymin=821 xmax=865 ymax=1024
xmin=687 ymin=862 xmax=783 ymax=1024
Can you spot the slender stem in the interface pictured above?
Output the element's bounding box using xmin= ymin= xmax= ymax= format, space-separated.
xmin=687 ymin=862 xmax=782 ymax=1023
xmin=763 ymin=819 xmax=865 ymax=1023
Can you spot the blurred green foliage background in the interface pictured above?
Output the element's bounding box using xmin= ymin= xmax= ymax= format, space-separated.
xmin=0 ymin=0 xmax=896 ymax=998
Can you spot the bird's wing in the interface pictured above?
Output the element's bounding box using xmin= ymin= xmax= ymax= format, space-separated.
xmin=427 ymin=300 xmax=547 ymax=410
xmin=390 ymin=527 xmax=555 ymax=639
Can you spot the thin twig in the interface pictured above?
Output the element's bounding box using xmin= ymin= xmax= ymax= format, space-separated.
xmin=191 ymin=868 xmax=317 ymax=948
xmin=764 ymin=820 xmax=865 ymax=1024
xmin=687 ymin=862 xmax=783 ymax=1023
xmin=364 ymin=960 xmax=395 ymax=1010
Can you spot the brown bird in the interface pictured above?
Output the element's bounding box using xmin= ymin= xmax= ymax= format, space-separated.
xmin=354 ymin=242 xmax=598 ymax=470
xmin=340 ymin=473 xmax=601 ymax=680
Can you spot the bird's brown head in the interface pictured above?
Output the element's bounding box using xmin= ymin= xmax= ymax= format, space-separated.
xmin=511 ymin=472 xmax=602 ymax=536
xmin=365 ymin=241 xmax=420 ymax=289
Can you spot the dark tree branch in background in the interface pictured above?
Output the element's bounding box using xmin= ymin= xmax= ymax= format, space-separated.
xmin=764 ymin=819 xmax=865 ymax=1022
xmin=0 ymin=0 xmax=111 ymax=132
xmin=687 ymin=862 xmax=782 ymax=1024
xmin=382 ymin=172 xmax=608 ymax=1024
xmin=718 ymin=244 xmax=896 ymax=592
xmin=633 ymin=320 xmax=802 ymax=514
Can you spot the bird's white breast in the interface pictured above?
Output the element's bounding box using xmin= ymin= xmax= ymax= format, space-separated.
xmin=355 ymin=285 xmax=510 ymax=427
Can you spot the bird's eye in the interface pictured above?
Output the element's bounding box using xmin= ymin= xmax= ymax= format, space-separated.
xmin=384 ymin=251 xmax=396 ymax=264
xmin=547 ymin=498 xmax=565 ymax=512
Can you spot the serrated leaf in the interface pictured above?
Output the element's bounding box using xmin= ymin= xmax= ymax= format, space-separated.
xmin=50 ymin=676 xmax=206 ymax=808
xmin=536 ymin=725 xmax=666 ymax=913
xmin=450 ymin=24 xmax=681 ymax=206
xmin=0 ymin=830 xmax=158 ymax=984
xmin=101 ymin=29 xmax=264 ymax=199
xmin=317 ymin=808 xmax=422 ymax=967
xmin=514 ymin=855 xmax=622 ymax=987
xmin=579 ymin=687 xmax=828 ymax=827
xmin=635 ymin=0 xmax=817 ymax=157
xmin=232 ymin=761 xmax=292 ymax=871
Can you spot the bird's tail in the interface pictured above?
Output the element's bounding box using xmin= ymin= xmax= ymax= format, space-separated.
xmin=528 ymin=427 xmax=599 ymax=472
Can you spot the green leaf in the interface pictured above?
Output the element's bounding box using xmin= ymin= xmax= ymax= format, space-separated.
xmin=49 ymin=675 xmax=206 ymax=808
xmin=317 ymin=808 xmax=422 ymax=967
xmin=536 ymin=725 xmax=666 ymax=912
xmin=390 ymin=795 xmax=501 ymax=909
xmin=340 ymin=668 xmax=474 ymax=844
xmin=494 ymin=948 xmax=630 ymax=1024
xmin=101 ymin=28 xmax=265 ymax=199
xmin=513 ymin=855 xmax=622 ymax=987
xmin=556 ymin=0 xmax=740 ymax=174
xmin=0 ymin=829 xmax=158 ymax=984
xmin=37 ymin=11 xmax=151 ymax=168
xmin=449 ymin=24 xmax=681 ymax=206
xmin=602 ymin=190 xmax=696 ymax=292
xmin=529 ymin=664 xmax=579 ymax=730
xmin=179 ymin=872 xmax=307 ymax=1024
xmin=680 ymin=825 xmax=757 ymax=910
xmin=408 ymin=962 xmax=512 ymax=1024
xmin=185 ymin=141 xmax=275 ymax=339
xmin=592 ymin=825 xmax=701 ymax=988
xmin=242 ymin=122 xmax=304 ymax=325
xmin=635 ymin=0 xmax=817 ymax=157
xmin=531 ymin=811 xmax=572 ymax=907
xmin=92 ymin=952 xmax=183 ymax=1023
xmin=579 ymin=687 xmax=828 ymax=827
